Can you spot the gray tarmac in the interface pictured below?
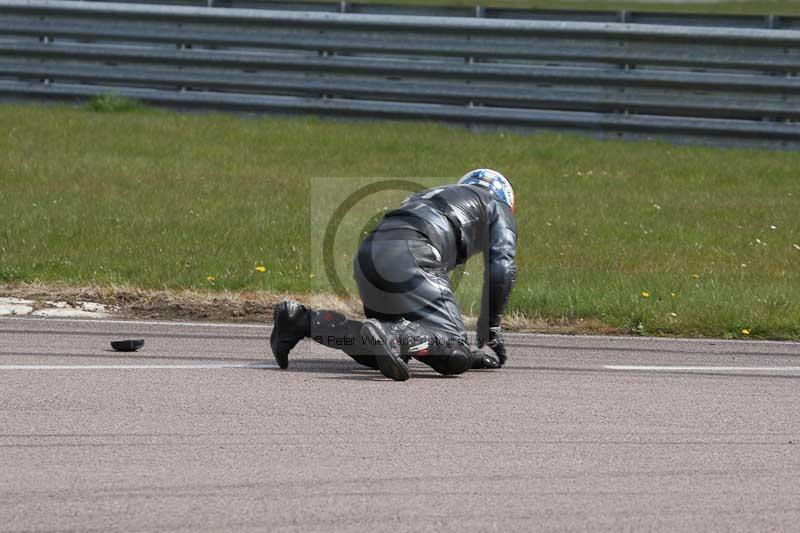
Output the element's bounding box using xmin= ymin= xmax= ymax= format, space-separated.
xmin=1 ymin=316 xmax=799 ymax=532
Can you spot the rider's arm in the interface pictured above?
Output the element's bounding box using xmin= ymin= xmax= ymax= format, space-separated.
xmin=478 ymin=204 xmax=517 ymax=344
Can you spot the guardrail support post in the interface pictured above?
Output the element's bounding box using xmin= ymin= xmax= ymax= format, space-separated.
xmin=766 ymin=14 xmax=777 ymax=29
xmin=466 ymin=6 xmax=483 ymax=68
xmin=615 ymin=11 xmax=633 ymax=117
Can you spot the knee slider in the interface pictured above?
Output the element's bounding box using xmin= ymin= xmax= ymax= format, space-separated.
xmin=438 ymin=344 xmax=471 ymax=375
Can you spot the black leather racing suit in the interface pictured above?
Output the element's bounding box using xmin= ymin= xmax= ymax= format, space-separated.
xmin=310 ymin=184 xmax=517 ymax=375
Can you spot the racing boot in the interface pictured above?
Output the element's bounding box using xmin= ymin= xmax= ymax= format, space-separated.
xmin=470 ymin=349 xmax=501 ymax=370
xmin=360 ymin=319 xmax=409 ymax=381
xmin=270 ymin=300 xmax=310 ymax=369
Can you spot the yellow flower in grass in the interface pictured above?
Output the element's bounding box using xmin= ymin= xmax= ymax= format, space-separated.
xmin=742 ymin=328 xmax=751 ymax=337
xmin=207 ymin=275 xmax=216 ymax=282
xmin=255 ymin=265 xmax=267 ymax=273
xmin=641 ymin=291 xmax=650 ymax=299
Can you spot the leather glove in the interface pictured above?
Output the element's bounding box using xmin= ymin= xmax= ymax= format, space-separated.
xmin=470 ymin=349 xmax=501 ymax=370
xmin=477 ymin=318 xmax=506 ymax=367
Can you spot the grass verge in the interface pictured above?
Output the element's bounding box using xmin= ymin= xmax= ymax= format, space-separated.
xmin=85 ymin=94 xmax=146 ymax=113
xmin=1 ymin=102 xmax=799 ymax=339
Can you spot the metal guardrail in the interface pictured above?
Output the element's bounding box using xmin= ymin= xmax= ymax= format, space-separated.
xmin=59 ymin=0 xmax=800 ymax=30
xmin=1 ymin=0 xmax=799 ymax=147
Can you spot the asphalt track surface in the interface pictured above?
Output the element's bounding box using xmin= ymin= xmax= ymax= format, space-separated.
xmin=1 ymin=317 xmax=799 ymax=532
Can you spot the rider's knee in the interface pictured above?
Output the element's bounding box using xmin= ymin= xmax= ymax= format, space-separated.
xmin=426 ymin=343 xmax=470 ymax=375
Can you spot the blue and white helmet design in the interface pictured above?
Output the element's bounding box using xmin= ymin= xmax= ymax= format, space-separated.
xmin=457 ymin=169 xmax=515 ymax=212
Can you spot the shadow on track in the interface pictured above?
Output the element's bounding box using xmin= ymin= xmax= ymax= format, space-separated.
xmin=282 ymin=358 xmax=463 ymax=380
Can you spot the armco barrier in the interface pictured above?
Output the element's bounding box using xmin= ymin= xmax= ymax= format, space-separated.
xmin=53 ymin=0 xmax=800 ymax=30
xmin=1 ymin=0 xmax=799 ymax=147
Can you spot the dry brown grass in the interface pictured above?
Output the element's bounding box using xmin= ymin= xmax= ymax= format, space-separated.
xmin=1 ymin=282 xmax=613 ymax=334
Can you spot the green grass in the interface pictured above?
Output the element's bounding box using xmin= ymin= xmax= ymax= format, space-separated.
xmin=295 ymin=0 xmax=800 ymax=16
xmin=85 ymin=94 xmax=146 ymax=113
xmin=1 ymin=102 xmax=799 ymax=339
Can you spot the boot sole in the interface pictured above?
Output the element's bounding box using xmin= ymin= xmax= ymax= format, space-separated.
xmin=270 ymin=302 xmax=293 ymax=369
xmin=361 ymin=321 xmax=410 ymax=382
xmin=270 ymin=338 xmax=289 ymax=369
